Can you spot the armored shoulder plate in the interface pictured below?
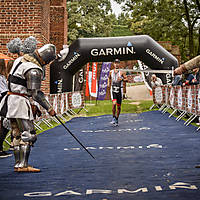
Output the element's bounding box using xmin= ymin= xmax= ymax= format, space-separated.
xmin=25 ymin=68 xmax=43 ymax=90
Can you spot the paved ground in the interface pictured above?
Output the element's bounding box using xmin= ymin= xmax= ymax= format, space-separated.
xmin=1 ymin=111 xmax=200 ymax=200
xmin=126 ymin=84 xmax=152 ymax=101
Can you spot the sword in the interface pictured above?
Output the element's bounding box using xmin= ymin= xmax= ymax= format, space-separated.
xmin=55 ymin=115 xmax=95 ymax=159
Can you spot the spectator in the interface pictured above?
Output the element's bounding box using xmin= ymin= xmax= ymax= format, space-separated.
xmin=193 ymin=68 xmax=200 ymax=84
xmin=172 ymin=75 xmax=183 ymax=86
xmin=151 ymin=74 xmax=163 ymax=88
xmin=182 ymin=72 xmax=198 ymax=86
xmin=0 ymin=59 xmax=12 ymax=158
xmin=174 ymin=55 xmax=200 ymax=75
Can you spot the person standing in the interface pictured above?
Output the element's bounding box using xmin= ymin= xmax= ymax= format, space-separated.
xmin=0 ymin=59 xmax=12 ymax=158
xmin=0 ymin=44 xmax=69 ymax=172
xmin=108 ymin=59 xmax=128 ymax=126
xmin=150 ymin=74 xmax=163 ymax=88
xmin=174 ymin=55 xmax=200 ymax=75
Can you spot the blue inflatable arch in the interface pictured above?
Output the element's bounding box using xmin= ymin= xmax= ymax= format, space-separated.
xmin=50 ymin=35 xmax=178 ymax=93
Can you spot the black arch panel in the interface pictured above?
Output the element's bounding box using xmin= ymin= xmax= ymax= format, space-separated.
xmin=50 ymin=35 xmax=178 ymax=93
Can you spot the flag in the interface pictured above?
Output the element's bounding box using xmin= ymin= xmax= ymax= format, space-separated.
xmin=97 ymin=62 xmax=111 ymax=100
xmin=85 ymin=63 xmax=90 ymax=97
xmin=91 ymin=62 xmax=98 ymax=94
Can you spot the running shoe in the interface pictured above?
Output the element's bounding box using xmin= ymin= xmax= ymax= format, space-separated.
xmin=0 ymin=151 xmax=12 ymax=158
xmin=110 ymin=117 xmax=116 ymax=124
xmin=115 ymin=118 xmax=119 ymax=126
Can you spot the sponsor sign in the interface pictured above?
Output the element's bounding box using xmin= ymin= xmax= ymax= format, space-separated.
xmin=91 ymin=62 xmax=98 ymax=94
xmin=63 ymin=52 xmax=81 ymax=70
xmin=97 ymin=62 xmax=111 ymax=100
xmin=155 ymin=87 xmax=163 ymax=104
xmin=169 ymin=87 xmax=174 ymax=107
xmin=91 ymin=44 xmax=136 ymax=57
xmin=71 ymin=92 xmax=82 ymax=108
xmin=177 ymin=87 xmax=183 ymax=109
xmin=187 ymin=88 xmax=192 ymax=112
xmin=146 ymin=49 xmax=165 ymax=64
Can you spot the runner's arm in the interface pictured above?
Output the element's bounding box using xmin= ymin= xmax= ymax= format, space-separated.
xmin=108 ymin=71 xmax=111 ymax=88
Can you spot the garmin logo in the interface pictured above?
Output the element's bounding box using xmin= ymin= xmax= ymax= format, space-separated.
xmin=63 ymin=52 xmax=81 ymax=70
xmin=146 ymin=49 xmax=165 ymax=64
xmin=91 ymin=46 xmax=136 ymax=57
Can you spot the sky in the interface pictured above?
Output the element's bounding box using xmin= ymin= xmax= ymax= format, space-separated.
xmin=110 ymin=0 xmax=122 ymax=17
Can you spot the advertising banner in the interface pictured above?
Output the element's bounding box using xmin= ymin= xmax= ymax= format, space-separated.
xmin=88 ymin=71 xmax=98 ymax=97
xmin=91 ymin=62 xmax=98 ymax=94
xmin=74 ymin=68 xmax=84 ymax=91
xmin=50 ymin=35 xmax=178 ymax=93
xmin=97 ymin=62 xmax=111 ymax=100
xmin=85 ymin=63 xmax=90 ymax=97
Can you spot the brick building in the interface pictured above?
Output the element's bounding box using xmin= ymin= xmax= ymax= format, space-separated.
xmin=0 ymin=0 xmax=68 ymax=94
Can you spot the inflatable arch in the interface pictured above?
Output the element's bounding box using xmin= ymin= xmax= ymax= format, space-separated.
xmin=50 ymin=35 xmax=178 ymax=93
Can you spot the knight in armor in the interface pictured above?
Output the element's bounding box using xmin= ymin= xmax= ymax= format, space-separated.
xmin=0 ymin=44 xmax=69 ymax=172
xmin=108 ymin=59 xmax=128 ymax=126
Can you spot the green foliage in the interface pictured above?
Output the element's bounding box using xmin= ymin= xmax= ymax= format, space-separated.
xmin=67 ymin=0 xmax=115 ymax=44
xmin=113 ymin=0 xmax=200 ymax=60
xmin=67 ymin=0 xmax=199 ymax=60
xmin=110 ymin=25 xmax=133 ymax=37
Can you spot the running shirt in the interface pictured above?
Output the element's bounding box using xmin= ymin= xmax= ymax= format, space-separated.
xmin=110 ymin=70 xmax=123 ymax=104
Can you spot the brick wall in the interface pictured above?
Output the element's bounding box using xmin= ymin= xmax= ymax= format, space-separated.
xmin=0 ymin=0 xmax=67 ymax=94
xmin=50 ymin=0 xmax=67 ymax=52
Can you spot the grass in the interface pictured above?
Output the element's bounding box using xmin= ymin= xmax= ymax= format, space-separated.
xmin=82 ymin=99 xmax=155 ymax=116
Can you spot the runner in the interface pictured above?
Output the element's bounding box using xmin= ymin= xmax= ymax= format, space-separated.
xmin=108 ymin=59 xmax=128 ymax=126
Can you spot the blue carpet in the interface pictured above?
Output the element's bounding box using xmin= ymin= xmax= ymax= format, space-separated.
xmin=1 ymin=111 xmax=200 ymax=200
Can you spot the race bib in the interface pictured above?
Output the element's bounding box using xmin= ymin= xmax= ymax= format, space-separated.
xmin=112 ymin=85 xmax=120 ymax=93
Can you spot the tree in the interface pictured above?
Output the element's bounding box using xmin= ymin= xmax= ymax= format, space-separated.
xmin=67 ymin=0 xmax=115 ymax=44
xmin=113 ymin=0 xmax=200 ymax=60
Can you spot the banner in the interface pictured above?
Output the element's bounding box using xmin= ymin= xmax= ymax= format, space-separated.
xmin=88 ymin=71 xmax=98 ymax=97
xmin=53 ymin=95 xmax=58 ymax=113
xmin=85 ymin=63 xmax=90 ymax=97
xmin=73 ymin=68 xmax=84 ymax=91
xmin=97 ymin=62 xmax=111 ymax=100
xmin=91 ymin=62 xmax=98 ymax=94
xmin=60 ymin=93 xmax=65 ymax=114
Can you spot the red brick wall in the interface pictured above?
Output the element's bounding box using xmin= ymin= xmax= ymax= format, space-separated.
xmin=0 ymin=0 xmax=68 ymax=94
xmin=0 ymin=0 xmax=47 ymax=56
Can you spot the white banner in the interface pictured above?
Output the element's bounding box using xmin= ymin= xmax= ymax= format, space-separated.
xmin=88 ymin=71 xmax=98 ymax=97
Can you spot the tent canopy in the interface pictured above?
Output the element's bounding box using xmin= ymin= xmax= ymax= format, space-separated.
xmin=0 ymin=53 xmax=13 ymax=60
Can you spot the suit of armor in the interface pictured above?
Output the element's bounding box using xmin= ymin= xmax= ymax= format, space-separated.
xmin=0 ymin=44 xmax=65 ymax=172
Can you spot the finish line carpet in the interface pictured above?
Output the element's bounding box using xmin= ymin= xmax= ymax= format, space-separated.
xmin=1 ymin=111 xmax=200 ymax=200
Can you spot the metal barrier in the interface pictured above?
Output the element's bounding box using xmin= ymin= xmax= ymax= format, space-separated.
xmin=33 ymin=91 xmax=86 ymax=130
xmin=152 ymin=85 xmax=200 ymax=131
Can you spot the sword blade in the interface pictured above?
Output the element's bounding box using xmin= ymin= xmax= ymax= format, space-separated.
xmin=55 ymin=115 xmax=95 ymax=159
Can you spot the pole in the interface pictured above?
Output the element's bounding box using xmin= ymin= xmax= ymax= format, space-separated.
xmin=55 ymin=115 xmax=95 ymax=159
xmin=120 ymin=69 xmax=174 ymax=74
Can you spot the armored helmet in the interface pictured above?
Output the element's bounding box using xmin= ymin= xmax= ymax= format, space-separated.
xmin=37 ymin=44 xmax=56 ymax=65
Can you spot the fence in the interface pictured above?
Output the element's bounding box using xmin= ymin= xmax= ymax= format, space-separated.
xmin=152 ymin=85 xmax=200 ymax=130
xmin=32 ymin=91 xmax=87 ymax=131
